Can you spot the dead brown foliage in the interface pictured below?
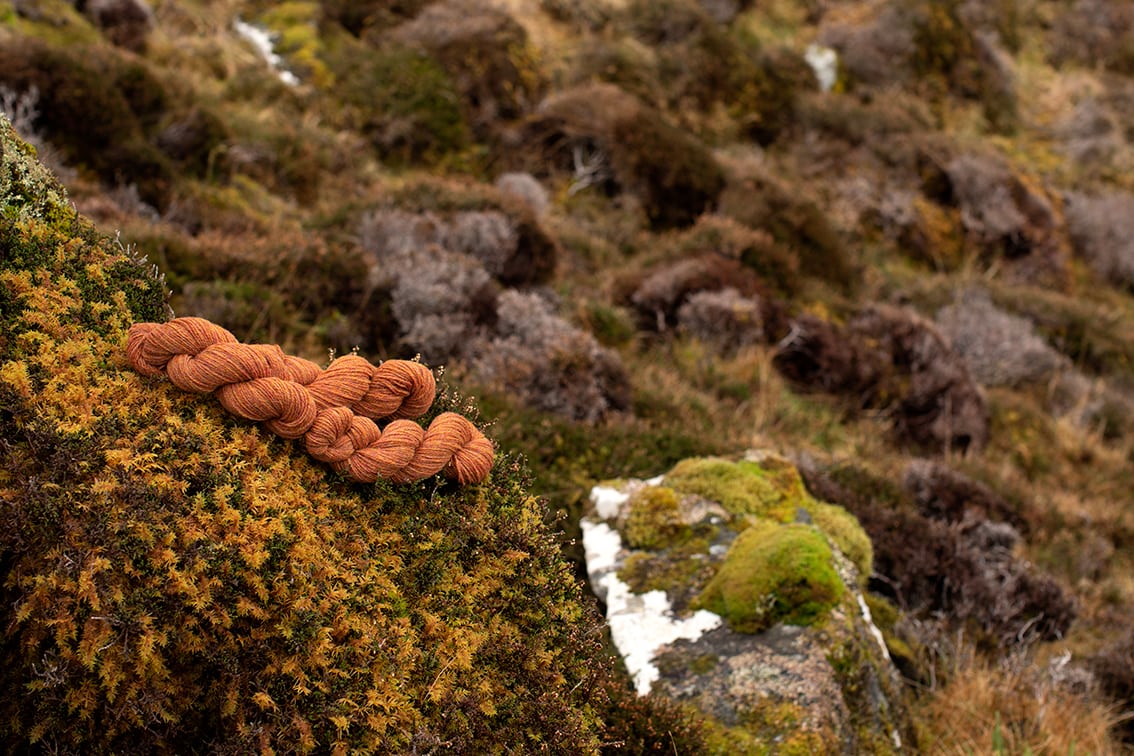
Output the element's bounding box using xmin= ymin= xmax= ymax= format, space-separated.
xmin=775 ymin=306 xmax=989 ymax=453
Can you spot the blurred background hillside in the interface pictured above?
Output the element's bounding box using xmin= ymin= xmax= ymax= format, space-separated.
xmin=4 ymin=0 xmax=1134 ymax=750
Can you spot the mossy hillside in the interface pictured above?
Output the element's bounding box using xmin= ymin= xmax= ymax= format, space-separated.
xmin=0 ymin=115 xmax=657 ymax=752
xmin=665 ymin=456 xmax=873 ymax=578
xmin=695 ymin=519 xmax=845 ymax=634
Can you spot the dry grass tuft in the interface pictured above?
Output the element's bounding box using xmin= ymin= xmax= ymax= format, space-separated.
xmin=920 ymin=644 xmax=1125 ymax=755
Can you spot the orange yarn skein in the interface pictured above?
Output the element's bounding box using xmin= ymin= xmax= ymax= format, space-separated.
xmin=126 ymin=317 xmax=494 ymax=485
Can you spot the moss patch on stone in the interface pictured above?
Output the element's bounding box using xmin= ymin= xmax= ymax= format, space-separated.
xmin=624 ymin=484 xmax=689 ymax=549
xmin=696 ymin=520 xmax=844 ymax=634
xmin=664 ymin=457 xmax=873 ymax=578
xmin=809 ymin=501 xmax=873 ymax=580
xmin=666 ymin=456 xmax=801 ymax=520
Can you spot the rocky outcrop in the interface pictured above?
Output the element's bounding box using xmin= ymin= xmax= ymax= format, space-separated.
xmin=582 ymin=454 xmax=912 ymax=753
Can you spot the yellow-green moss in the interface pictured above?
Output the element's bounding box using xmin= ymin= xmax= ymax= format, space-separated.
xmin=258 ymin=2 xmax=333 ymax=88
xmin=666 ymin=457 xmax=799 ymax=519
xmin=664 ymin=456 xmax=873 ymax=577
xmin=697 ymin=520 xmax=844 ymax=634
xmin=809 ymin=502 xmax=873 ymax=580
xmin=624 ymin=485 xmax=688 ymax=549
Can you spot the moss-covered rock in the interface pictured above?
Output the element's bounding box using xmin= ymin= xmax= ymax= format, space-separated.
xmin=624 ymin=485 xmax=690 ymax=550
xmin=696 ymin=520 xmax=844 ymax=634
xmin=663 ymin=456 xmax=873 ymax=578
xmin=0 ymin=112 xmax=697 ymax=753
xmin=583 ymin=466 xmax=908 ymax=753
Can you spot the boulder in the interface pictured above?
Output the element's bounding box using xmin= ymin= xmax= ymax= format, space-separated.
xmin=582 ymin=455 xmax=912 ymax=752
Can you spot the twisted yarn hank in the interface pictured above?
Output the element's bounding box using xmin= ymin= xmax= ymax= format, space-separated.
xmin=126 ymin=317 xmax=494 ymax=485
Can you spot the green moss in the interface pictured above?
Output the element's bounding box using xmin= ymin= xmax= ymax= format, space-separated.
xmin=258 ymin=2 xmax=333 ymax=88
xmin=666 ymin=457 xmax=798 ymax=519
xmin=697 ymin=520 xmax=844 ymax=634
xmin=664 ymin=457 xmax=873 ymax=577
xmin=624 ymin=485 xmax=688 ymax=549
xmin=809 ymin=502 xmax=873 ymax=580
xmin=694 ymin=521 xmax=848 ymax=634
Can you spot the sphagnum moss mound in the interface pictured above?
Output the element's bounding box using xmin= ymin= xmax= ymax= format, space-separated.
xmin=0 ymin=114 xmax=697 ymax=752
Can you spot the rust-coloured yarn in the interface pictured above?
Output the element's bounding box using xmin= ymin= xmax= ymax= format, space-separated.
xmin=126 ymin=317 xmax=494 ymax=485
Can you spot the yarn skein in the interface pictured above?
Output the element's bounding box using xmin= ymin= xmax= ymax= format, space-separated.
xmin=126 ymin=317 xmax=494 ymax=485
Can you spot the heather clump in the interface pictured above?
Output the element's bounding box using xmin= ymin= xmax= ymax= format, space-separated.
xmin=624 ymin=254 xmax=765 ymax=333
xmin=471 ymin=289 xmax=631 ymax=422
xmin=775 ymin=305 xmax=989 ymax=453
xmin=801 ymin=462 xmax=1076 ymax=650
xmin=390 ymin=0 xmax=546 ymax=134
xmin=935 ymin=288 xmax=1067 ymax=387
xmin=330 ymin=41 xmax=470 ymax=166
xmin=521 ymin=82 xmax=725 ymax=228
xmin=0 ymin=38 xmax=174 ymax=207
xmin=1064 ymin=190 xmax=1134 ymax=290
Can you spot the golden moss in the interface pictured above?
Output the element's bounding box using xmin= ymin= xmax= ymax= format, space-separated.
xmin=0 ymin=112 xmax=633 ymax=753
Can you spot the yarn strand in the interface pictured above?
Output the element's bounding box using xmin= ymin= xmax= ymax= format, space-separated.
xmin=126 ymin=317 xmax=494 ymax=485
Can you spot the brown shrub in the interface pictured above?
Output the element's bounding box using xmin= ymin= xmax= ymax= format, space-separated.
xmin=855 ymin=305 xmax=989 ymax=452
xmin=608 ymin=114 xmax=726 ymax=228
xmin=801 ymin=463 xmax=1076 ymax=648
xmin=772 ymin=314 xmax=890 ymax=402
xmin=719 ymin=169 xmax=853 ymax=288
xmin=935 ymin=288 xmax=1067 ymax=387
xmin=910 ymin=149 xmax=1070 ymax=288
xmin=624 ymin=255 xmax=765 ymax=332
xmin=540 ymin=0 xmax=611 ymax=30
xmin=775 ymin=306 xmax=989 ymax=453
xmin=674 ymin=214 xmax=800 ymax=296
xmin=818 ymin=4 xmax=916 ymax=88
xmin=518 ymin=83 xmax=725 ymax=228
xmin=821 ymin=0 xmax=1016 ymax=130
xmin=0 ymin=39 xmax=173 ymax=207
xmin=1049 ymin=0 xmax=1134 ymax=75
xmin=319 ymin=0 xmax=430 ymax=38
xmin=391 ymin=0 xmax=546 ymax=133
xmin=902 ymin=459 xmax=1025 ymax=531
xmin=78 ymin=0 xmax=154 ymax=52
xmin=1091 ymin=628 xmax=1134 ymax=740
xmin=154 ymin=107 xmax=229 ymax=178
xmin=676 ymin=288 xmax=764 ymax=351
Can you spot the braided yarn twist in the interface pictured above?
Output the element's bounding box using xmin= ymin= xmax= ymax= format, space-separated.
xmin=126 ymin=317 xmax=494 ymax=484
